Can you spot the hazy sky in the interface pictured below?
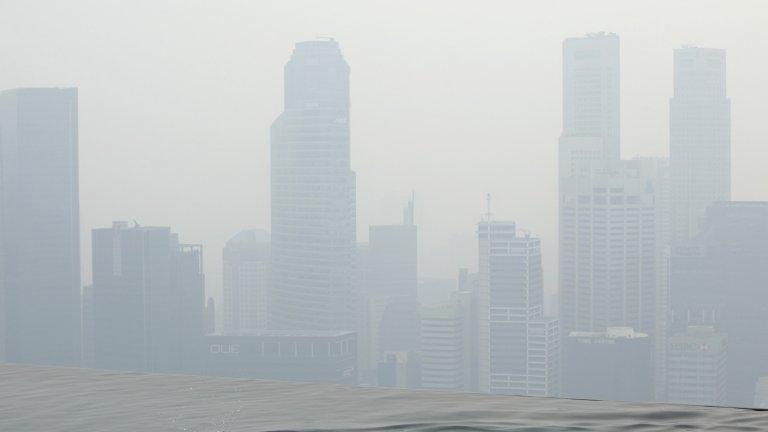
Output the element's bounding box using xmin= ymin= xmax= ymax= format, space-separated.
xmin=2 ymin=0 xmax=767 ymax=305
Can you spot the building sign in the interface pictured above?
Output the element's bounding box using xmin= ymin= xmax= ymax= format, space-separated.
xmin=210 ymin=344 xmax=240 ymax=354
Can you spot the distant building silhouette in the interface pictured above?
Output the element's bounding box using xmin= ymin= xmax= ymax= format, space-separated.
xmin=92 ymin=222 xmax=204 ymax=374
xmin=223 ymin=229 xmax=270 ymax=333
xmin=0 ymin=87 xmax=81 ymax=366
xmin=670 ymin=202 xmax=768 ymax=406
xmin=270 ymin=39 xmax=356 ymax=331
xmin=368 ymin=199 xmax=417 ymax=298
xmin=359 ymin=199 xmax=419 ymax=385
xmin=670 ymin=47 xmax=731 ymax=244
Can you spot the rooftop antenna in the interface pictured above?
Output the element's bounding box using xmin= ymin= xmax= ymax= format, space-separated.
xmin=403 ymin=191 xmax=415 ymax=226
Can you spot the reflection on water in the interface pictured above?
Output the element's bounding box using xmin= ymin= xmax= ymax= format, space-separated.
xmin=1 ymin=364 xmax=766 ymax=432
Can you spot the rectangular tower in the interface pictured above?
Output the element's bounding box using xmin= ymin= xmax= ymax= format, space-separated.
xmin=92 ymin=222 xmax=204 ymax=374
xmin=223 ymin=229 xmax=270 ymax=333
xmin=562 ymin=32 xmax=620 ymax=161
xmin=0 ymin=88 xmax=81 ymax=366
xmin=478 ymin=220 xmax=559 ymax=396
xmin=670 ymin=47 xmax=730 ymax=244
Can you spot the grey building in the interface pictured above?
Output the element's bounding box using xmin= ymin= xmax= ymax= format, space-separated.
xmin=223 ymin=229 xmax=270 ymax=333
xmin=203 ymin=331 xmax=356 ymax=385
xmin=478 ymin=220 xmax=560 ymax=396
xmin=559 ymin=157 xmax=668 ymax=337
xmin=670 ymin=47 xmax=731 ymax=244
xmin=0 ymin=87 xmax=81 ymax=366
xmin=368 ymin=199 xmax=417 ymax=298
xmin=666 ymin=326 xmax=727 ymax=406
xmin=270 ymin=39 xmax=356 ymax=332
xmin=559 ymin=34 xmax=672 ymax=400
xmin=562 ymin=32 xmax=620 ymax=161
xmin=669 ymin=202 xmax=768 ymax=406
xmin=92 ymin=222 xmax=204 ymax=374
xmin=419 ymin=300 xmax=466 ymax=391
xmin=564 ymin=327 xmax=653 ymax=402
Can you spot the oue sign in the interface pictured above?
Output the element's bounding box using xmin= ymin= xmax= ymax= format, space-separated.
xmin=209 ymin=344 xmax=241 ymax=354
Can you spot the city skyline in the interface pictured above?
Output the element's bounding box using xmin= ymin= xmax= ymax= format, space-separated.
xmin=3 ymin=2 xmax=768 ymax=311
xmin=3 ymin=1 xmax=768 ymax=410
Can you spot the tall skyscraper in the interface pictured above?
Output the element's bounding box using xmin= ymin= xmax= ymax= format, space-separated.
xmin=669 ymin=202 xmax=768 ymax=406
xmin=478 ymin=220 xmax=560 ymax=396
xmin=670 ymin=47 xmax=730 ymax=244
xmin=223 ymin=229 xmax=270 ymax=333
xmin=559 ymin=35 xmax=672 ymax=401
xmin=562 ymin=32 xmax=620 ymax=161
xmin=92 ymin=222 xmax=204 ymax=374
xmin=270 ymin=39 xmax=356 ymax=331
xmin=0 ymin=88 xmax=81 ymax=366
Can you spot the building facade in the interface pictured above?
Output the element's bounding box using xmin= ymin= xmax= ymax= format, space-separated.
xmin=562 ymin=32 xmax=620 ymax=161
xmin=223 ymin=229 xmax=270 ymax=333
xmin=564 ymin=327 xmax=653 ymax=402
xmin=0 ymin=87 xmax=81 ymax=366
xmin=420 ymin=301 xmax=464 ymax=390
xmin=92 ymin=222 xmax=205 ymax=374
xmin=204 ymin=331 xmax=356 ymax=385
xmin=666 ymin=326 xmax=727 ymax=406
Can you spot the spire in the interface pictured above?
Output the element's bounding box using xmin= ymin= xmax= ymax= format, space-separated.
xmin=403 ymin=192 xmax=415 ymax=226
xmin=485 ymin=193 xmax=492 ymax=222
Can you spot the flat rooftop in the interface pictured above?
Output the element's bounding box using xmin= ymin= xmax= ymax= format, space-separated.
xmin=0 ymin=364 xmax=765 ymax=431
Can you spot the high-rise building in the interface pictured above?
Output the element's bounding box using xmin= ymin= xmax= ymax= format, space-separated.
xmin=478 ymin=220 xmax=560 ymax=396
xmin=669 ymin=202 xmax=768 ymax=406
xmin=666 ymin=326 xmax=727 ymax=406
xmin=359 ymin=199 xmax=419 ymax=385
xmin=222 ymin=229 xmax=270 ymax=333
xmin=0 ymin=87 xmax=81 ymax=366
xmin=270 ymin=39 xmax=356 ymax=331
xmin=562 ymin=32 xmax=620 ymax=161
xmin=559 ymin=34 xmax=673 ymax=402
xmin=559 ymin=157 xmax=668 ymax=337
xmin=420 ymin=301 xmax=464 ymax=390
xmin=670 ymin=47 xmax=730 ymax=244
xmin=456 ymin=269 xmax=480 ymax=392
xmin=564 ymin=327 xmax=653 ymax=402
xmin=92 ymin=222 xmax=204 ymax=374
